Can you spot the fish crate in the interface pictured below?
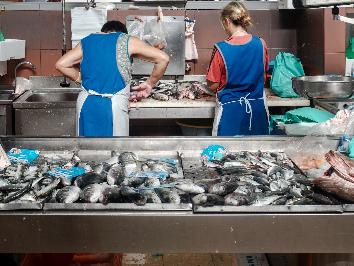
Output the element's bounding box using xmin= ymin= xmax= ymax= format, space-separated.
xmin=19 ymin=253 xmax=123 ymax=266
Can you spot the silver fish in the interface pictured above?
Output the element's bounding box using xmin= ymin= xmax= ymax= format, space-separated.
xmin=154 ymin=187 xmax=180 ymax=204
xmin=209 ymin=182 xmax=238 ymax=196
xmin=144 ymin=177 xmax=161 ymax=187
xmin=192 ymin=193 xmax=225 ymax=207
xmin=36 ymin=178 xmax=60 ymax=197
xmin=74 ymin=172 xmax=105 ymax=189
xmin=140 ymin=189 xmax=162 ymax=203
xmin=56 ymin=186 xmax=81 ymax=203
xmin=224 ymin=192 xmax=253 ymax=206
xmin=122 ymin=175 xmax=146 ymax=188
xmin=174 ymin=180 xmax=206 ymax=194
xmin=80 ymin=183 xmax=104 ymax=203
xmin=152 ymin=93 xmax=169 ymax=101
xmin=100 ymin=186 xmax=121 ymax=204
xmin=252 ymin=195 xmax=282 ymax=206
xmin=107 ymin=165 xmax=125 ymax=186
xmin=121 ymin=186 xmax=147 ymax=206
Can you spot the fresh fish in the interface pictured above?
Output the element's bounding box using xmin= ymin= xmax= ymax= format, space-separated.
xmin=270 ymin=182 xmax=280 ymax=192
xmin=209 ymin=182 xmax=238 ymax=196
xmin=154 ymin=187 xmax=180 ymax=204
xmin=252 ymin=172 xmax=270 ymax=186
xmin=36 ymin=178 xmax=60 ymax=197
xmin=119 ymin=151 xmax=138 ymax=165
xmin=56 ymin=186 xmax=81 ymax=203
xmin=234 ymin=185 xmax=255 ymax=197
xmin=100 ymin=186 xmax=121 ymax=204
xmin=252 ymin=195 xmax=282 ymax=206
xmin=291 ymin=198 xmax=316 ymax=205
xmin=289 ymin=187 xmax=303 ymax=198
xmin=107 ymin=165 xmax=125 ymax=186
xmin=0 ymin=182 xmax=29 ymax=191
xmin=19 ymin=192 xmax=37 ymax=202
xmin=139 ymin=189 xmax=162 ymax=203
xmin=152 ymin=93 xmax=169 ymax=101
xmin=193 ymin=82 xmax=215 ymax=96
xmin=80 ymin=184 xmax=104 ymax=203
xmin=144 ymin=177 xmax=161 ymax=187
xmin=150 ymin=162 xmax=177 ymax=174
xmin=74 ymin=172 xmax=105 ymax=189
xmin=224 ymin=192 xmax=253 ymax=206
xmin=103 ymin=151 xmax=120 ymax=165
xmin=192 ymin=193 xmax=225 ymax=207
xmin=121 ymin=186 xmax=147 ymax=206
xmin=122 ymin=175 xmax=146 ymax=188
xmin=1 ymin=181 xmax=33 ymax=203
xmin=174 ymin=180 xmax=206 ymax=194
xmin=267 ymin=165 xmax=284 ymax=177
xmin=270 ymin=196 xmax=289 ymax=205
xmin=311 ymin=193 xmax=335 ymax=205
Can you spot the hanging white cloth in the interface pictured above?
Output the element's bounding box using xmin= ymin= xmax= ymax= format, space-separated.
xmin=71 ymin=7 xmax=107 ymax=48
xmin=185 ymin=20 xmax=198 ymax=60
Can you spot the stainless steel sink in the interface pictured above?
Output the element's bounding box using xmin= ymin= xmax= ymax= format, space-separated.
xmin=13 ymin=88 xmax=82 ymax=136
xmin=25 ymin=92 xmax=79 ymax=103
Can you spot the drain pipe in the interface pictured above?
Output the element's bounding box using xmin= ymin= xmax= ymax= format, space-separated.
xmin=60 ymin=0 xmax=70 ymax=87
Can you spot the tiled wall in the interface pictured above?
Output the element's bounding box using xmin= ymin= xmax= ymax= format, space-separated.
xmin=0 ymin=9 xmax=297 ymax=85
xmin=296 ymin=7 xmax=346 ymax=76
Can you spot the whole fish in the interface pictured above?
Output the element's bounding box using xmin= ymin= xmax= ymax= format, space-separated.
xmin=100 ymin=186 xmax=121 ymax=204
xmin=152 ymin=93 xmax=169 ymax=101
xmin=121 ymin=186 xmax=147 ymax=206
xmin=252 ymin=195 xmax=282 ymax=206
xmin=107 ymin=165 xmax=125 ymax=186
xmin=174 ymin=180 xmax=206 ymax=194
xmin=80 ymin=183 xmax=104 ymax=203
xmin=74 ymin=172 xmax=105 ymax=189
xmin=154 ymin=187 xmax=180 ymax=204
xmin=234 ymin=185 xmax=255 ymax=197
xmin=56 ymin=186 xmax=81 ymax=203
xmin=139 ymin=189 xmax=162 ymax=203
xmin=1 ymin=181 xmax=33 ymax=203
xmin=144 ymin=177 xmax=161 ymax=187
xmin=36 ymin=178 xmax=60 ymax=197
xmin=192 ymin=193 xmax=225 ymax=207
xmin=122 ymin=175 xmax=146 ymax=188
xmin=209 ymin=182 xmax=238 ymax=196
xmin=224 ymin=192 xmax=253 ymax=206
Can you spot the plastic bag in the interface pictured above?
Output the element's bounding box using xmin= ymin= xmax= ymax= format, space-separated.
xmin=336 ymin=110 xmax=354 ymax=152
xmin=270 ymin=51 xmax=305 ymax=98
xmin=127 ymin=17 xmax=146 ymax=40
xmin=143 ymin=19 xmax=168 ymax=48
xmin=12 ymin=77 xmax=32 ymax=96
xmin=284 ymin=136 xmax=328 ymax=171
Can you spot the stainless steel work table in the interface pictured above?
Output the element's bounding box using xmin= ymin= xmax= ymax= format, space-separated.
xmin=129 ymin=89 xmax=311 ymax=119
xmin=0 ymin=136 xmax=347 ymax=254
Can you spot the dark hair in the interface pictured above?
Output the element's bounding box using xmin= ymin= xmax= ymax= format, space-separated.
xmin=101 ymin=20 xmax=128 ymax=34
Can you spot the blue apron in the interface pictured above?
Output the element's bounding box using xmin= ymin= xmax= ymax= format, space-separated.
xmin=77 ymin=32 xmax=131 ymax=136
xmin=212 ymin=35 xmax=270 ymax=136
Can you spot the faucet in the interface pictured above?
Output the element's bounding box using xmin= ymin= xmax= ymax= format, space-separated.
xmin=14 ymin=61 xmax=36 ymax=92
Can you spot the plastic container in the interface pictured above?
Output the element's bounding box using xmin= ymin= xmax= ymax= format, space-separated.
xmin=175 ymin=119 xmax=213 ymax=136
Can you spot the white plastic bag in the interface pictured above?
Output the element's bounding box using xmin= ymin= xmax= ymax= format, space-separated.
xmin=127 ymin=18 xmax=146 ymax=40
xmin=143 ymin=19 xmax=168 ymax=48
xmin=12 ymin=77 xmax=32 ymax=95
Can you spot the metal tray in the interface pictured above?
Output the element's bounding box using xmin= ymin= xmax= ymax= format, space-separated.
xmin=193 ymin=205 xmax=343 ymax=213
xmin=292 ymin=76 xmax=354 ymax=99
xmin=43 ymin=203 xmax=192 ymax=211
xmin=0 ymin=202 xmax=43 ymax=211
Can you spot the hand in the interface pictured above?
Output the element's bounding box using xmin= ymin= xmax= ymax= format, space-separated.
xmin=129 ymin=81 xmax=153 ymax=101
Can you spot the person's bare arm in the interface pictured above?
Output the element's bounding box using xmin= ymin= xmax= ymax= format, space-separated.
xmin=207 ymin=79 xmax=220 ymax=91
xmin=128 ymin=36 xmax=169 ymax=100
xmin=55 ymin=43 xmax=83 ymax=82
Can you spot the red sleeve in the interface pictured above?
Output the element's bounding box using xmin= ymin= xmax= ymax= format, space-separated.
xmin=206 ymin=46 xmax=225 ymax=83
xmin=260 ymin=38 xmax=269 ymax=79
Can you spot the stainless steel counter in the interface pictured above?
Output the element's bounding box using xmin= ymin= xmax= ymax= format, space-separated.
xmin=1 ymin=136 xmax=352 ymax=253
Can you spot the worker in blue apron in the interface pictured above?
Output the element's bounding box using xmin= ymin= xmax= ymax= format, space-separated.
xmin=206 ymin=1 xmax=270 ymax=136
xmin=56 ymin=21 xmax=169 ymax=137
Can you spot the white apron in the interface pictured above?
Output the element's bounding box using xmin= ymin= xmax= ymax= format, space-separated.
xmin=76 ymin=84 xmax=130 ymax=136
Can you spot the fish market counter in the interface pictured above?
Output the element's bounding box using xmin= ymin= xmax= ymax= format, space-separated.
xmin=129 ymin=89 xmax=310 ymax=118
xmin=1 ymin=136 xmax=352 ymax=254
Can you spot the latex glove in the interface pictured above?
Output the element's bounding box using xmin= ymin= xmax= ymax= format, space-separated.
xmin=129 ymin=81 xmax=153 ymax=101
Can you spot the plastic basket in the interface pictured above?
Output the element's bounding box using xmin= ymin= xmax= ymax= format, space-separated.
xmin=175 ymin=119 xmax=213 ymax=136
